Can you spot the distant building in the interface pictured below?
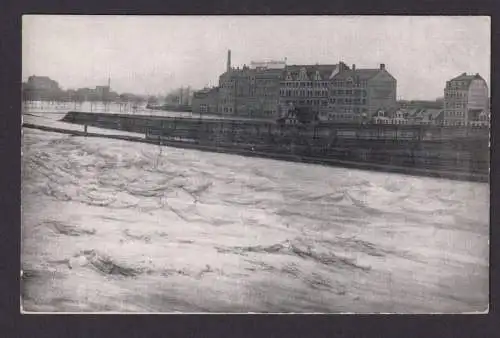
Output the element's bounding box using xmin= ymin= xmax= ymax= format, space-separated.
xmin=327 ymin=63 xmax=397 ymax=123
xmin=443 ymin=73 xmax=489 ymax=126
xmin=23 ymin=75 xmax=61 ymax=101
xmin=75 ymin=88 xmax=94 ymax=101
xmin=371 ymin=107 xmax=444 ymax=126
xmin=95 ymin=85 xmax=110 ymax=98
xmin=405 ymin=108 xmax=444 ymax=125
xmin=469 ymin=110 xmax=490 ymax=127
xmin=192 ymin=87 xmax=219 ymax=114
xmin=26 ymin=75 xmax=60 ymax=91
xmin=371 ymin=108 xmax=399 ymax=125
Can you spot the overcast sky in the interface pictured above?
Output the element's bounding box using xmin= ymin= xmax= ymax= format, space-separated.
xmin=22 ymin=16 xmax=490 ymax=100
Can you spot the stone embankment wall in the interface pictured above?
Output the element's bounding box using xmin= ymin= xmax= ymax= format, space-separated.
xmin=59 ymin=111 xmax=489 ymax=182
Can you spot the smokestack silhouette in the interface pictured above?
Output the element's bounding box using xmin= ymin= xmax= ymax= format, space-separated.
xmin=227 ymin=50 xmax=232 ymax=72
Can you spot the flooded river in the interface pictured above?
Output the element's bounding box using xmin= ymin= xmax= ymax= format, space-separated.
xmin=21 ymin=127 xmax=489 ymax=313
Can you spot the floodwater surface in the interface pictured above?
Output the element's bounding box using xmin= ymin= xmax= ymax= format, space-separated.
xmin=21 ymin=128 xmax=489 ymax=313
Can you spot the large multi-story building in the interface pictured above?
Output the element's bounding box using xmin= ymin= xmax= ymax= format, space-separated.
xmin=197 ymin=50 xmax=399 ymax=123
xmin=218 ymin=51 xmax=283 ymax=118
xmin=326 ymin=63 xmax=397 ymax=122
xmin=279 ymin=63 xmax=348 ymax=120
xmin=443 ymin=73 xmax=489 ymax=126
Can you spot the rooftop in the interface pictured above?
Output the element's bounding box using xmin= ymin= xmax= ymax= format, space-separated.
xmin=332 ymin=69 xmax=381 ymax=81
xmin=450 ymin=73 xmax=484 ymax=82
xmin=284 ymin=64 xmax=345 ymax=80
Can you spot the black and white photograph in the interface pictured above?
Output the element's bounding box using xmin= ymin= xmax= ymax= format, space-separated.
xmin=21 ymin=15 xmax=490 ymax=314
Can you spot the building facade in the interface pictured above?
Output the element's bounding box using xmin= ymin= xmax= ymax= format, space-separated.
xmin=279 ymin=63 xmax=346 ymax=120
xmin=214 ymin=50 xmax=399 ymax=123
xmin=443 ymin=73 xmax=489 ymax=126
xmin=218 ymin=51 xmax=282 ymax=119
xmin=326 ymin=63 xmax=397 ymax=123
xmin=192 ymin=87 xmax=219 ymax=114
xmin=372 ymin=108 xmax=444 ymax=126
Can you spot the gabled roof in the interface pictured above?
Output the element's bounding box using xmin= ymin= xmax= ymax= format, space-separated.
xmin=284 ymin=64 xmax=341 ymax=81
xmin=417 ymin=109 xmax=443 ymax=120
xmin=405 ymin=108 xmax=422 ymax=118
xmin=426 ymin=109 xmax=442 ymax=118
xmin=332 ymin=69 xmax=381 ymax=81
xmin=373 ymin=106 xmax=398 ymax=118
xmin=414 ymin=109 xmax=427 ymax=118
xmin=450 ymin=73 xmax=484 ymax=82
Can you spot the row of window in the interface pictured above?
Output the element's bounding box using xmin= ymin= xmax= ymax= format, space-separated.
xmin=326 ymin=114 xmax=356 ymax=120
xmin=220 ymin=107 xmax=234 ymax=113
xmin=283 ymin=99 xmax=328 ymax=107
xmin=331 ymin=89 xmax=367 ymax=96
xmin=282 ymin=80 xmax=371 ymax=88
xmin=442 ymin=120 xmax=467 ymax=126
xmin=329 ymin=98 xmax=367 ymax=105
xmin=445 ymin=91 xmax=467 ymax=98
xmin=445 ymin=102 xmax=467 ymax=108
xmin=328 ymin=107 xmax=368 ymax=114
xmin=332 ymin=80 xmax=368 ymax=88
xmin=447 ymin=81 xmax=468 ymax=89
xmin=222 ymin=78 xmax=386 ymax=90
xmin=218 ymin=106 xmax=277 ymax=116
xmin=280 ymin=89 xmax=328 ymax=97
xmin=282 ymin=82 xmax=328 ymax=88
xmin=373 ymin=119 xmax=409 ymax=125
xmin=278 ymin=91 xmax=370 ymax=101
xmin=445 ymin=111 xmax=465 ymax=117
xmin=199 ymin=104 xmax=208 ymax=113
xmin=279 ymin=88 xmax=369 ymax=96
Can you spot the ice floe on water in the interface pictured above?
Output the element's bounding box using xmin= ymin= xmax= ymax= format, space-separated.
xmin=21 ymin=128 xmax=489 ymax=313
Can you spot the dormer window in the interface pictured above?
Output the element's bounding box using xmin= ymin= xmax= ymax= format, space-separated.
xmin=299 ymin=68 xmax=308 ymax=81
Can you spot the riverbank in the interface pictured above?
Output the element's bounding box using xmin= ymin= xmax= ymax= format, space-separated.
xmin=22 ymin=122 xmax=489 ymax=183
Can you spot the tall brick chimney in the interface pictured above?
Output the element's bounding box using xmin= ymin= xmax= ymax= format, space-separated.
xmin=227 ymin=50 xmax=232 ymax=72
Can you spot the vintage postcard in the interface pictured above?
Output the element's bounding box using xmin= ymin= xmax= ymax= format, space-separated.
xmin=21 ymin=15 xmax=490 ymax=313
